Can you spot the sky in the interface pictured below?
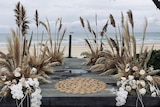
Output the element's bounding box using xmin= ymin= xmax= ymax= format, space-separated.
xmin=0 ymin=0 xmax=160 ymax=33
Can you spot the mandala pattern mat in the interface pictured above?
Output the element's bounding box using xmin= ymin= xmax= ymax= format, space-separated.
xmin=54 ymin=77 xmax=107 ymax=94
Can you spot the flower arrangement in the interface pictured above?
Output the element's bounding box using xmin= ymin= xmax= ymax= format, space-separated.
xmin=116 ymin=66 xmax=160 ymax=106
xmin=0 ymin=2 xmax=56 ymax=107
xmin=113 ymin=10 xmax=160 ymax=106
xmin=80 ymin=9 xmax=160 ymax=106
xmin=0 ymin=64 xmax=42 ymax=107
xmin=79 ymin=16 xmax=104 ymax=65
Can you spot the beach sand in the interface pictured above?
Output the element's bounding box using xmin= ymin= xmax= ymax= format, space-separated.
xmin=0 ymin=43 xmax=160 ymax=58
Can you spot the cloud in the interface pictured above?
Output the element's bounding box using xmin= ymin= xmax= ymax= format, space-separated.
xmin=0 ymin=0 xmax=160 ymax=33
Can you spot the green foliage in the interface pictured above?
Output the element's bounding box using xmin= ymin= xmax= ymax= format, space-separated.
xmin=148 ymin=50 xmax=160 ymax=69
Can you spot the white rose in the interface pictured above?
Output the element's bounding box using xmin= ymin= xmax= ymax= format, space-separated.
xmin=0 ymin=75 xmax=6 ymax=81
xmin=136 ymin=80 xmax=140 ymax=84
xmin=15 ymin=67 xmax=21 ymax=72
xmin=132 ymin=66 xmax=138 ymax=71
xmin=125 ymin=86 xmax=132 ymax=92
xmin=1 ymin=67 xmax=8 ymax=72
xmin=13 ymin=70 xmax=21 ymax=77
xmin=128 ymin=75 xmax=134 ymax=80
xmin=121 ymin=77 xmax=126 ymax=83
xmin=151 ymin=92 xmax=157 ymax=97
xmin=146 ymin=75 xmax=153 ymax=82
xmin=31 ymin=67 xmax=37 ymax=74
xmin=129 ymin=80 xmax=137 ymax=89
xmin=139 ymin=70 xmax=145 ymax=75
xmin=139 ymin=80 xmax=146 ymax=87
xmin=139 ymin=88 xmax=146 ymax=95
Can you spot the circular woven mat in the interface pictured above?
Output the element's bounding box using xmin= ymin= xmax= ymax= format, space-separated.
xmin=54 ymin=78 xmax=107 ymax=94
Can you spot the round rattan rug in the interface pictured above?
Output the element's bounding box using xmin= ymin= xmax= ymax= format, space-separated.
xmin=54 ymin=78 xmax=107 ymax=94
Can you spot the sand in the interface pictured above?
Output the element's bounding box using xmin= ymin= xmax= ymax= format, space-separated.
xmin=63 ymin=43 xmax=160 ymax=58
xmin=0 ymin=43 xmax=160 ymax=58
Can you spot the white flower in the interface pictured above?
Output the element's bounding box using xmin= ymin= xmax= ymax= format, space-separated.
xmin=31 ymin=67 xmax=37 ymax=74
xmin=125 ymin=63 xmax=130 ymax=72
xmin=116 ymin=87 xmax=128 ymax=106
xmin=12 ymin=79 xmax=17 ymax=84
xmin=139 ymin=88 xmax=146 ymax=95
xmin=117 ymin=81 xmax=121 ymax=86
xmin=146 ymin=75 xmax=153 ymax=82
xmin=125 ymin=86 xmax=131 ymax=92
xmin=149 ymin=66 xmax=154 ymax=71
xmin=136 ymin=80 xmax=140 ymax=85
xmin=117 ymin=87 xmax=128 ymax=99
xmin=128 ymin=75 xmax=134 ymax=80
xmin=151 ymin=92 xmax=157 ymax=97
xmin=16 ymin=67 xmax=21 ymax=72
xmin=132 ymin=66 xmax=138 ymax=71
xmin=139 ymin=80 xmax=146 ymax=87
xmin=13 ymin=68 xmax=21 ymax=77
xmin=132 ymin=84 xmax=137 ymax=89
xmin=28 ymin=78 xmax=34 ymax=86
xmin=149 ymin=84 xmax=156 ymax=92
xmin=1 ymin=67 xmax=8 ymax=72
xmin=0 ymin=75 xmax=7 ymax=81
xmin=139 ymin=69 xmax=145 ymax=75
xmin=129 ymin=80 xmax=137 ymax=89
xmin=28 ymin=78 xmax=39 ymax=88
xmin=19 ymin=77 xmax=29 ymax=88
xmin=33 ymin=78 xmax=39 ymax=87
xmin=121 ymin=77 xmax=126 ymax=83
xmin=116 ymin=96 xmax=126 ymax=106
xmin=9 ymin=83 xmax=24 ymax=100
xmin=31 ymin=88 xmax=42 ymax=107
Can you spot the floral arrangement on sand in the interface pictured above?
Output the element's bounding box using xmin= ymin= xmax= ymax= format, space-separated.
xmin=0 ymin=2 xmax=66 ymax=107
xmin=79 ymin=15 xmax=104 ymax=65
xmin=39 ymin=18 xmax=66 ymax=65
xmin=80 ymin=10 xmax=160 ymax=106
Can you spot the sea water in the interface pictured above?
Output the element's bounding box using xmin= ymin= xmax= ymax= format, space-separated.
xmin=0 ymin=32 xmax=160 ymax=47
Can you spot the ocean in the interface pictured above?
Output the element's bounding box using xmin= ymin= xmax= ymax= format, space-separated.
xmin=0 ymin=32 xmax=160 ymax=46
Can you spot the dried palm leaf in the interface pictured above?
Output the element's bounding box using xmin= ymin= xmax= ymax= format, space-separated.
xmin=39 ymin=21 xmax=49 ymax=32
xmin=100 ymin=68 xmax=117 ymax=76
xmin=140 ymin=18 xmax=148 ymax=54
xmin=0 ymin=51 xmax=7 ymax=59
xmin=95 ymin=57 xmax=107 ymax=64
xmin=80 ymin=16 xmax=85 ymax=28
xmin=110 ymin=38 xmax=119 ymax=56
xmin=84 ymin=38 xmax=95 ymax=56
xmin=131 ymin=34 xmax=136 ymax=58
xmin=34 ymin=9 xmax=39 ymax=27
xmin=127 ymin=9 xmax=134 ymax=29
xmin=11 ymin=30 xmax=21 ymax=68
xmin=90 ymin=64 xmax=106 ymax=72
xmin=152 ymin=76 xmax=160 ymax=87
xmin=109 ymin=14 xmax=116 ymax=27
xmin=14 ymin=2 xmax=21 ymax=28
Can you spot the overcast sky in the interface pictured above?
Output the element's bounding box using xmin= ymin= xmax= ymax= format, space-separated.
xmin=0 ymin=0 xmax=160 ymax=33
